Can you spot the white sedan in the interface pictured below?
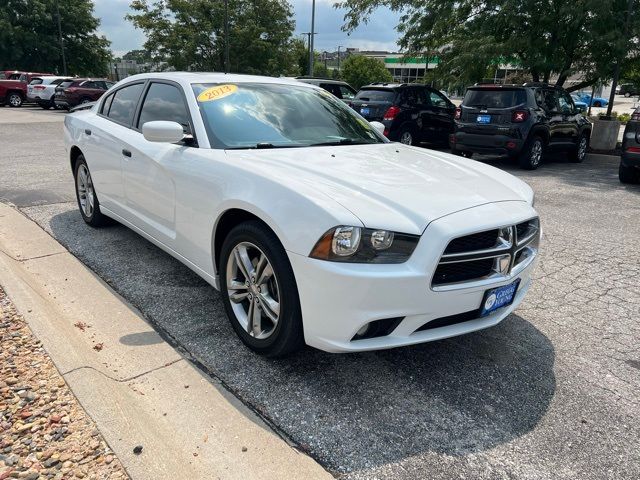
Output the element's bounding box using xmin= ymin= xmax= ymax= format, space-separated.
xmin=63 ymin=72 xmax=539 ymax=356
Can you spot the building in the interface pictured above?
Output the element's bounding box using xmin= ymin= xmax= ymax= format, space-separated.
xmin=359 ymin=52 xmax=439 ymax=83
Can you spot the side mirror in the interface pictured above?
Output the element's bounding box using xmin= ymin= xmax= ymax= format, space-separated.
xmin=369 ymin=121 xmax=386 ymax=136
xmin=142 ymin=121 xmax=184 ymax=143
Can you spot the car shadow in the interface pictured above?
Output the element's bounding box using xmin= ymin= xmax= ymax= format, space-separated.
xmin=46 ymin=207 xmax=555 ymax=474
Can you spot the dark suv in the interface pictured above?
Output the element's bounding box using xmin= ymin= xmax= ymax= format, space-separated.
xmin=295 ymin=77 xmax=357 ymax=102
xmin=350 ymin=83 xmax=456 ymax=146
xmin=452 ymin=83 xmax=592 ymax=169
xmin=619 ymin=106 xmax=640 ymax=184
xmin=54 ymin=78 xmax=114 ymax=110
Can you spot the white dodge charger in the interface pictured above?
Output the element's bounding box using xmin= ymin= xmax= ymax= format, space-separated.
xmin=63 ymin=72 xmax=539 ymax=356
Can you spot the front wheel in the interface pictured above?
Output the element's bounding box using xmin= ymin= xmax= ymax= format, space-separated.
xmin=518 ymin=136 xmax=545 ymax=170
xmin=219 ymin=221 xmax=304 ymax=357
xmin=569 ymin=133 xmax=589 ymax=163
xmin=74 ymin=155 xmax=110 ymax=227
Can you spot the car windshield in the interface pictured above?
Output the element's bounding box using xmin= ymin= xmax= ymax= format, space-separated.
xmin=464 ymin=88 xmax=527 ymax=108
xmin=355 ymin=89 xmax=395 ymax=102
xmin=192 ymin=82 xmax=385 ymax=149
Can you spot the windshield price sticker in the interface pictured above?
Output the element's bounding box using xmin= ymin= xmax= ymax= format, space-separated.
xmin=197 ymin=84 xmax=238 ymax=102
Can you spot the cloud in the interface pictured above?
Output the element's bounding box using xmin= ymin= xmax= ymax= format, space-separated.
xmin=93 ymin=0 xmax=401 ymax=56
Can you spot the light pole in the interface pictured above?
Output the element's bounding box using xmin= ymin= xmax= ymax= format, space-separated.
xmin=55 ymin=0 xmax=67 ymax=75
xmin=308 ymin=0 xmax=315 ymax=76
xmin=337 ymin=45 xmax=343 ymax=73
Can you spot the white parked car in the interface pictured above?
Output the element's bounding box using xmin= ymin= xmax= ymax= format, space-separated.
xmin=63 ymin=72 xmax=539 ymax=356
xmin=28 ymin=76 xmax=72 ymax=109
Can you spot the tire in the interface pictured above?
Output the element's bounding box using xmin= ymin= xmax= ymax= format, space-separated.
xmin=397 ymin=126 xmax=417 ymax=146
xmin=80 ymin=97 xmax=91 ymax=104
xmin=619 ymin=163 xmax=640 ymax=184
xmin=39 ymin=102 xmax=51 ymax=110
xmin=518 ymin=135 xmax=545 ymax=170
xmin=7 ymin=92 xmax=23 ymax=108
xmin=219 ymin=220 xmax=304 ymax=357
xmin=569 ymin=133 xmax=589 ymax=163
xmin=73 ymin=155 xmax=110 ymax=227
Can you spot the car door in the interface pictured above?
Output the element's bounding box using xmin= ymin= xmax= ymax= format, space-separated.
xmin=540 ymin=88 xmax=564 ymax=148
xmin=427 ymin=88 xmax=456 ymax=143
xmin=558 ymin=90 xmax=580 ymax=146
xmin=88 ymin=82 xmax=146 ymax=216
xmin=122 ymin=81 xmax=196 ymax=247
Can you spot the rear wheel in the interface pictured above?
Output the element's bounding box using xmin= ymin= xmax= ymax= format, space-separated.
xmin=518 ymin=135 xmax=545 ymax=170
xmin=74 ymin=155 xmax=110 ymax=227
xmin=80 ymin=97 xmax=91 ymax=104
xmin=398 ymin=126 xmax=417 ymax=146
xmin=219 ymin=221 xmax=304 ymax=357
xmin=7 ymin=92 xmax=22 ymax=108
xmin=619 ymin=163 xmax=640 ymax=184
xmin=569 ymin=133 xmax=589 ymax=163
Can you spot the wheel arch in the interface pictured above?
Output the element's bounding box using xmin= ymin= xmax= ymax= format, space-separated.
xmin=69 ymin=146 xmax=84 ymax=174
xmin=529 ymin=126 xmax=550 ymax=145
xmin=212 ymin=207 xmax=283 ymax=274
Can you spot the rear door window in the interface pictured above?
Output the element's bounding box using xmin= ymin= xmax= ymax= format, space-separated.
xmin=428 ymin=90 xmax=449 ymax=108
xmin=355 ymin=89 xmax=396 ymax=102
xmin=464 ymin=89 xmax=527 ymax=108
xmin=29 ymin=78 xmax=43 ymax=85
xmin=107 ymin=83 xmax=145 ymax=126
xmin=137 ymin=82 xmax=191 ymax=133
xmin=339 ymin=85 xmax=356 ymax=100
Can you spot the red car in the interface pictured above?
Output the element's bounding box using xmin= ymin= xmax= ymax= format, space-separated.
xmin=0 ymin=71 xmax=54 ymax=107
xmin=54 ymin=78 xmax=114 ymax=110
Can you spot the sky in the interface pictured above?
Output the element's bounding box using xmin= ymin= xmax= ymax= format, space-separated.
xmin=93 ymin=0 xmax=402 ymax=57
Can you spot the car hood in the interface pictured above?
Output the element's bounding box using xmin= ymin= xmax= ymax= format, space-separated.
xmin=225 ymin=143 xmax=533 ymax=235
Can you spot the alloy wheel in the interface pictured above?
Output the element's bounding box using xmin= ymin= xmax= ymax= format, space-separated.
xmin=226 ymin=242 xmax=280 ymax=340
xmin=578 ymin=137 xmax=587 ymax=161
xmin=76 ymin=164 xmax=95 ymax=218
xmin=530 ymin=140 xmax=543 ymax=167
xmin=9 ymin=94 xmax=21 ymax=107
xmin=400 ymin=131 xmax=413 ymax=145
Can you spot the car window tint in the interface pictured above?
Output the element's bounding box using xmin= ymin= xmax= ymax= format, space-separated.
xmin=355 ymin=89 xmax=395 ymax=102
xmin=30 ymin=78 xmax=43 ymax=85
xmin=429 ymin=90 xmax=448 ymax=107
xmin=107 ymin=83 xmax=144 ymax=125
xmin=464 ymin=89 xmax=527 ymax=108
xmin=58 ymin=81 xmax=74 ymax=89
xmin=401 ymin=88 xmax=418 ymax=105
xmin=51 ymin=78 xmax=67 ymax=85
xmin=541 ymin=89 xmax=558 ymax=112
xmin=138 ymin=83 xmax=190 ymax=132
xmin=101 ymin=93 xmax=114 ymax=115
xmin=106 ymin=82 xmax=116 ymax=88
xmin=83 ymin=81 xmax=98 ymax=89
xmin=339 ymin=85 xmax=355 ymax=100
xmin=558 ymin=92 xmax=573 ymax=113
xmin=94 ymin=81 xmax=107 ymax=90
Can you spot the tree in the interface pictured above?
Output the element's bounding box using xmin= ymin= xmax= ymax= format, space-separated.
xmin=122 ymin=49 xmax=153 ymax=64
xmin=341 ymin=55 xmax=392 ymax=89
xmin=127 ymin=0 xmax=295 ymax=76
xmin=335 ymin=0 xmax=639 ymax=91
xmin=0 ymin=0 xmax=111 ymax=75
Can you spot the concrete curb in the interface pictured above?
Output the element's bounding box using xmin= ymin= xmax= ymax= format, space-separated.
xmin=0 ymin=203 xmax=331 ymax=480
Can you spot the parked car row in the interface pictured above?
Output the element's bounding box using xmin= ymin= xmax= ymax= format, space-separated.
xmin=0 ymin=70 xmax=113 ymax=109
xmin=304 ymin=78 xmax=591 ymax=170
xmin=619 ymin=105 xmax=640 ymax=184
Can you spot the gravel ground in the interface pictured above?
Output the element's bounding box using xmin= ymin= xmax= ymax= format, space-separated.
xmin=0 ymin=287 xmax=128 ymax=480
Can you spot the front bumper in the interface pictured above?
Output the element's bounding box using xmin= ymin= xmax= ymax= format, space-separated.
xmin=290 ymin=201 xmax=538 ymax=353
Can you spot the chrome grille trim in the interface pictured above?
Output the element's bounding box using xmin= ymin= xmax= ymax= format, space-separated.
xmin=431 ymin=218 xmax=539 ymax=290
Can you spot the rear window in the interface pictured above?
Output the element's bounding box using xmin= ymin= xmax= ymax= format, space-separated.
xmin=355 ymin=89 xmax=396 ymax=102
xmin=463 ymin=88 xmax=527 ymax=108
xmin=30 ymin=78 xmax=44 ymax=85
xmin=58 ymin=81 xmax=76 ymax=89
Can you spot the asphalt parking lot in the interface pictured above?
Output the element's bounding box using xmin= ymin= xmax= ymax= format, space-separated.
xmin=1 ymin=106 xmax=639 ymax=479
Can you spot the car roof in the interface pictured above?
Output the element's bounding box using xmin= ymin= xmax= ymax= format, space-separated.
xmin=119 ymin=72 xmax=311 ymax=90
xmin=295 ymin=77 xmax=351 ymax=86
xmin=360 ymin=83 xmax=416 ymax=90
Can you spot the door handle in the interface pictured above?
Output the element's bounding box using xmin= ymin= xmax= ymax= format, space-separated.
xmin=84 ymin=129 xmax=91 ymax=135
xmin=122 ymin=149 xmax=132 ymax=157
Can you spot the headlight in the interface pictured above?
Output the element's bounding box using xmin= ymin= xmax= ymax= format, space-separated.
xmin=310 ymin=226 xmax=419 ymax=263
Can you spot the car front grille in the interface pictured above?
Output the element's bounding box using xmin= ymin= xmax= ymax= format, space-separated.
xmin=431 ymin=218 xmax=540 ymax=289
